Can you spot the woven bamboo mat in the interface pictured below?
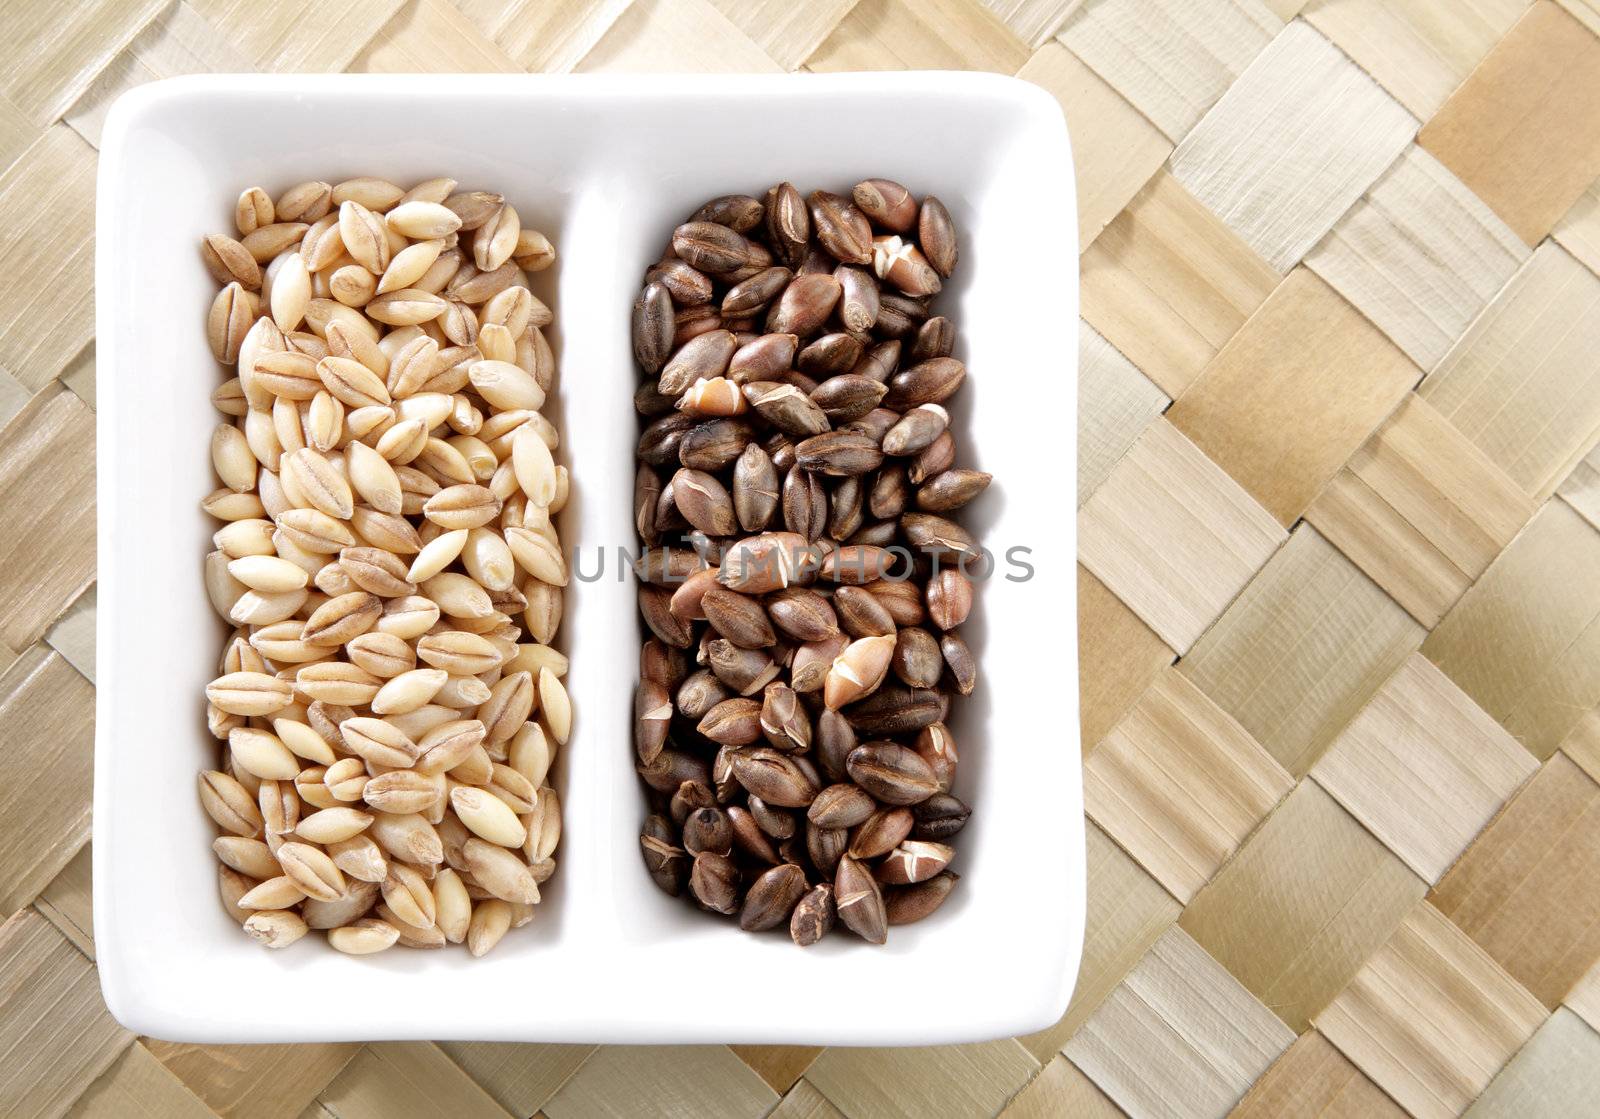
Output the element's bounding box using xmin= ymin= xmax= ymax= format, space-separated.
xmin=3 ymin=0 xmax=1600 ymax=1115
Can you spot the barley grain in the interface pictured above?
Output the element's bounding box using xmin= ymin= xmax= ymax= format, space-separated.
xmin=296 ymin=807 xmax=374 ymax=844
xmin=237 ymin=876 xmax=307 ymax=910
xmin=328 ymin=918 xmax=400 ymax=954
xmin=243 ymin=909 xmax=309 ymax=948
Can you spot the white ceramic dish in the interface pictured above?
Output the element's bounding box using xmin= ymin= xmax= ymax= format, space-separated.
xmin=95 ymin=72 xmax=1082 ymax=1045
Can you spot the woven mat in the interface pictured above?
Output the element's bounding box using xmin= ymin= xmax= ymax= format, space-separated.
xmin=5 ymin=0 xmax=1600 ymax=1116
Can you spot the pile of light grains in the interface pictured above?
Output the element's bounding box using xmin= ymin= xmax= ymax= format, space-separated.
xmin=631 ymin=180 xmax=985 ymax=946
xmin=199 ymin=176 xmax=569 ymax=957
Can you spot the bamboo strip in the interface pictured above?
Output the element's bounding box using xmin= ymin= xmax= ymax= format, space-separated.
xmin=1431 ymin=753 xmax=1600 ymax=1009
xmin=575 ymin=0 xmax=782 ymax=72
xmin=1180 ymin=780 xmax=1426 ymax=1032
xmin=1087 ymin=669 xmax=1292 ymax=902
xmin=0 ymin=911 xmax=131 ymax=1118
xmin=1311 ymin=653 xmax=1537 ymax=884
xmin=1169 ymin=21 xmax=1416 ymax=272
xmin=1168 ymin=267 xmax=1419 ymax=525
xmin=806 ymin=1040 xmax=1039 ymax=1119
xmin=1422 ymin=500 xmax=1600 ymax=760
xmin=1179 ymin=524 xmax=1421 ymax=776
xmin=1015 ymin=42 xmax=1171 ymax=250
xmin=1418 ymin=0 xmax=1600 ymax=245
xmin=0 ymin=648 xmax=93 ymax=916
xmin=1058 ymin=0 xmax=1279 ymax=141
xmin=1080 ymin=170 xmax=1277 ymax=399
xmin=1078 ymin=418 xmax=1285 ymax=654
xmin=0 ymin=386 xmax=96 ymax=650
xmin=1302 ymin=0 xmax=1527 ymax=119
xmin=1420 ymin=242 xmax=1600 ymax=503
xmin=1316 ymin=902 xmax=1546 ymax=1119
xmin=1305 ymin=145 xmax=1528 ymax=370
xmin=1064 ymin=927 xmax=1294 ymax=1119
xmin=1078 ymin=322 xmax=1168 ymax=506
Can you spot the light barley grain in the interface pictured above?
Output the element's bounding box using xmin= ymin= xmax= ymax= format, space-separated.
xmin=199 ymin=770 xmax=264 ymax=836
xmin=296 ymin=807 xmax=374 ymax=844
xmin=243 ymin=909 xmax=309 ymax=948
xmin=467 ymin=899 xmax=511 ymax=956
xmin=214 ymin=836 xmax=280 ymax=879
xmin=228 ymin=727 xmax=301 ymax=780
xmin=328 ymin=918 xmax=400 ymax=954
xmin=434 ymin=868 xmax=471 ymax=943
xmin=451 ymin=786 xmax=527 ymax=848
xmin=276 ymin=842 xmax=346 ymax=902
xmin=538 ymin=667 xmax=572 ymax=745
xmin=238 ymin=876 xmax=307 ymax=910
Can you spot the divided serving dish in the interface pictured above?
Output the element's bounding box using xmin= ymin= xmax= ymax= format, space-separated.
xmin=94 ymin=72 xmax=1083 ymax=1045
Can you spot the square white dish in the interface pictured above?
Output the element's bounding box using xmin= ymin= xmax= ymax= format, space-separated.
xmin=95 ymin=72 xmax=1082 ymax=1046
